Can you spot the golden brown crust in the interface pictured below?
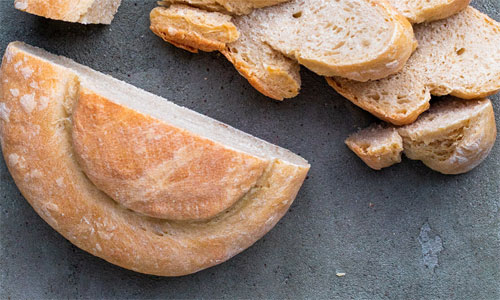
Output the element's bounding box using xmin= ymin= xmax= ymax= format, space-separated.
xmin=221 ymin=49 xmax=300 ymax=100
xmin=0 ymin=42 xmax=309 ymax=276
xmin=390 ymin=0 xmax=470 ymax=23
xmin=72 ymin=89 xmax=268 ymax=220
xmin=150 ymin=6 xmax=239 ymax=53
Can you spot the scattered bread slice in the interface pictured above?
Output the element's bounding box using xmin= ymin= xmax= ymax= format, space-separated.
xmin=388 ymin=0 xmax=470 ymax=23
xmin=346 ymin=98 xmax=497 ymax=174
xmin=0 ymin=42 xmax=310 ymax=276
xmin=151 ymin=0 xmax=416 ymax=99
xmin=14 ymin=0 xmax=122 ymax=24
xmin=158 ymin=0 xmax=290 ymax=15
xmin=150 ymin=5 xmax=239 ymax=53
xmin=327 ymin=7 xmax=500 ymax=126
xmin=345 ymin=125 xmax=403 ymax=170
xmin=240 ymin=0 xmax=416 ymax=81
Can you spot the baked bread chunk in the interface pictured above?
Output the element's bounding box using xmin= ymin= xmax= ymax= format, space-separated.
xmin=327 ymin=7 xmax=500 ymax=125
xmin=151 ymin=0 xmax=416 ymax=99
xmin=14 ymin=0 xmax=122 ymax=24
xmin=388 ymin=0 xmax=470 ymax=23
xmin=346 ymin=98 xmax=497 ymax=174
xmin=0 ymin=42 xmax=310 ymax=276
xmin=345 ymin=125 xmax=403 ymax=170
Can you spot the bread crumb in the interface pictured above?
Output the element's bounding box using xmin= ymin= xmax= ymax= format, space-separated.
xmin=336 ymin=272 xmax=346 ymax=277
xmin=20 ymin=93 xmax=36 ymax=113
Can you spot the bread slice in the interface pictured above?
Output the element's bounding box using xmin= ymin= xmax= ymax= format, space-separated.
xmin=388 ymin=0 xmax=470 ymax=23
xmin=158 ymin=0 xmax=290 ymax=15
xmin=327 ymin=7 xmax=500 ymax=126
xmin=346 ymin=98 xmax=497 ymax=174
xmin=0 ymin=42 xmax=309 ymax=276
xmin=151 ymin=0 xmax=416 ymax=99
xmin=150 ymin=5 xmax=240 ymax=53
xmin=345 ymin=125 xmax=403 ymax=170
xmin=150 ymin=4 xmax=301 ymax=100
xmin=14 ymin=0 xmax=122 ymax=24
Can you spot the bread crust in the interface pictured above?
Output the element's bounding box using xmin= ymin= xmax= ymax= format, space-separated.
xmin=389 ymin=0 xmax=470 ymax=23
xmin=14 ymin=0 xmax=121 ymax=24
xmin=150 ymin=5 xmax=239 ymax=53
xmin=0 ymin=42 xmax=309 ymax=276
xmin=221 ymin=48 xmax=301 ymax=100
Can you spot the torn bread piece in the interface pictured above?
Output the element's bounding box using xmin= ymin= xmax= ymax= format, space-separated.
xmin=388 ymin=0 xmax=470 ymax=23
xmin=346 ymin=98 xmax=497 ymax=174
xmin=345 ymin=125 xmax=403 ymax=170
xmin=0 ymin=42 xmax=310 ymax=276
xmin=14 ymin=0 xmax=122 ymax=24
xmin=158 ymin=0 xmax=290 ymax=15
xmin=327 ymin=7 xmax=500 ymax=126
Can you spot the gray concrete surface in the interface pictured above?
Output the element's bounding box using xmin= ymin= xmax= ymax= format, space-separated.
xmin=0 ymin=1 xmax=499 ymax=299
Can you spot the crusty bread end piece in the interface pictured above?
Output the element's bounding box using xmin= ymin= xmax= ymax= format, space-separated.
xmin=346 ymin=98 xmax=497 ymax=174
xmin=345 ymin=125 xmax=403 ymax=170
xmin=327 ymin=7 xmax=500 ymax=126
xmin=0 ymin=42 xmax=309 ymax=276
xmin=14 ymin=0 xmax=122 ymax=24
xmin=388 ymin=0 xmax=470 ymax=23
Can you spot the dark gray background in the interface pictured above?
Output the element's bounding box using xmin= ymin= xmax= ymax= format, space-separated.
xmin=0 ymin=1 xmax=499 ymax=299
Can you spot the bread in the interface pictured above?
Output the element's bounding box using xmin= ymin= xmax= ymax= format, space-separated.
xmin=346 ymin=98 xmax=497 ymax=174
xmin=14 ymin=0 xmax=122 ymax=24
xmin=388 ymin=0 xmax=470 ymax=23
xmin=151 ymin=0 xmax=417 ymax=99
xmin=0 ymin=42 xmax=310 ymax=276
xmin=345 ymin=125 xmax=403 ymax=170
xmin=158 ymin=0 xmax=290 ymax=15
xmin=150 ymin=5 xmax=240 ymax=53
xmin=327 ymin=7 xmax=500 ymax=126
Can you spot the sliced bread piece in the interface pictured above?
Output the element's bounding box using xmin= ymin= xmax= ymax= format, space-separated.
xmin=151 ymin=0 xmax=416 ymax=99
xmin=14 ymin=0 xmax=122 ymax=24
xmin=158 ymin=0 xmax=290 ymax=15
xmin=150 ymin=3 xmax=301 ymax=100
xmin=345 ymin=125 xmax=403 ymax=170
xmin=0 ymin=42 xmax=309 ymax=276
xmin=388 ymin=0 xmax=470 ymax=23
xmin=346 ymin=98 xmax=497 ymax=174
xmin=150 ymin=5 xmax=239 ymax=53
xmin=327 ymin=7 xmax=500 ymax=126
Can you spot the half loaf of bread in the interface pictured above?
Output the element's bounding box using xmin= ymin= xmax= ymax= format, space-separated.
xmin=346 ymin=98 xmax=497 ymax=174
xmin=14 ymin=0 xmax=122 ymax=24
xmin=327 ymin=7 xmax=500 ymax=125
xmin=151 ymin=0 xmax=417 ymax=99
xmin=0 ymin=42 xmax=310 ymax=276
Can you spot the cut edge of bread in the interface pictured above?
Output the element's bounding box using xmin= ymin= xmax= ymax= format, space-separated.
xmin=389 ymin=0 xmax=470 ymax=23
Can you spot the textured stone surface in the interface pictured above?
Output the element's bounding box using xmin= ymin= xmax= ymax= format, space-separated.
xmin=0 ymin=1 xmax=499 ymax=299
